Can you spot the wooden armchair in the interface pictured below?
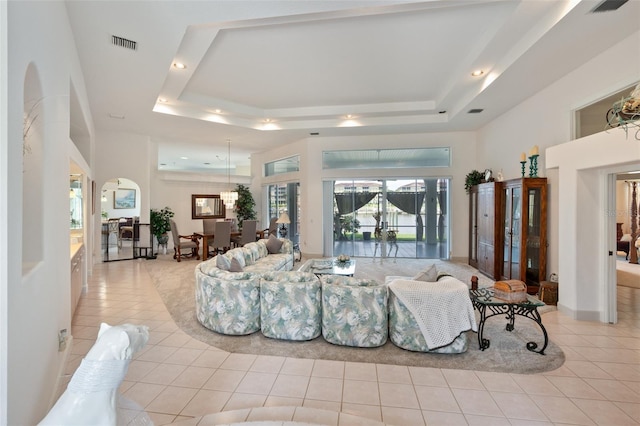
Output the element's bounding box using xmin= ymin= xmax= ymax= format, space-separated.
xmin=170 ymin=220 xmax=200 ymax=262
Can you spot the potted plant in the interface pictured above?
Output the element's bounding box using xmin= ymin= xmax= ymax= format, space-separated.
xmin=150 ymin=206 xmax=174 ymax=246
xmin=464 ymin=170 xmax=484 ymax=194
xmin=234 ymin=184 xmax=256 ymax=227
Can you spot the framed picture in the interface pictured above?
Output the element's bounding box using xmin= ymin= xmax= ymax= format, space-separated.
xmin=114 ymin=188 xmax=136 ymax=209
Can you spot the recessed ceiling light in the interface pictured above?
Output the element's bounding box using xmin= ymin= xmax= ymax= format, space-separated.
xmin=180 ymin=156 xmax=188 ymax=160
xmin=214 ymin=109 xmax=222 ymax=114
xmin=173 ymin=62 xmax=187 ymax=69
xmin=471 ymin=70 xmax=484 ymax=77
xmin=264 ymin=118 xmax=272 ymax=122
xmin=158 ymin=98 xmax=168 ymax=103
xmin=346 ymin=114 xmax=353 ymax=119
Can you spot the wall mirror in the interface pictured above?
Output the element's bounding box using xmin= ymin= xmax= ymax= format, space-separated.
xmin=192 ymin=194 xmax=225 ymax=219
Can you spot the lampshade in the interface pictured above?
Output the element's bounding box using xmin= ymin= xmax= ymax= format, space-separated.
xmin=276 ymin=212 xmax=290 ymax=224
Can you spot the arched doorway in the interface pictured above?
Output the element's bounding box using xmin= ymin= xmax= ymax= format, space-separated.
xmin=100 ymin=177 xmax=146 ymax=261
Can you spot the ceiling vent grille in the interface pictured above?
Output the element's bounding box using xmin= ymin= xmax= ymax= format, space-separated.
xmin=468 ymin=108 xmax=484 ymax=114
xmin=591 ymin=0 xmax=628 ymax=13
xmin=111 ymin=35 xmax=137 ymax=51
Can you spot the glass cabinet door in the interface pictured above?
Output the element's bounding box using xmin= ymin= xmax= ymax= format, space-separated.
xmin=525 ymin=187 xmax=542 ymax=284
xmin=503 ymin=185 xmax=521 ymax=279
xmin=469 ymin=189 xmax=478 ymax=267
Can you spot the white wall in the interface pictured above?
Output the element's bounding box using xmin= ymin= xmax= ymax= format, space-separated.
xmin=5 ymin=2 xmax=95 ymax=424
xmin=0 ymin=2 xmax=8 ymax=423
xmin=251 ymin=132 xmax=478 ymax=259
xmin=480 ymin=30 xmax=640 ymax=320
xmin=547 ymin=129 xmax=640 ymax=320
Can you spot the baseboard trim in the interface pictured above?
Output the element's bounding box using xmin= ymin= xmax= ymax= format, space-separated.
xmin=557 ymin=304 xmax=601 ymax=322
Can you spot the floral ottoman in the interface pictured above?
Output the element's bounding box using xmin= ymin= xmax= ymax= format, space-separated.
xmin=260 ymin=271 xmax=321 ymax=341
xmin=320 ymin=276 xmax=388 ymax=348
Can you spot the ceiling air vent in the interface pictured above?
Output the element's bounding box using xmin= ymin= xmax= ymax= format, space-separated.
xmin=468 ymin=108 xmax=484 ymax=114
xmin=111 ymin=35 xmax=137 ymax=51
xmin=591 ymin=0 xmax=628 ymax=13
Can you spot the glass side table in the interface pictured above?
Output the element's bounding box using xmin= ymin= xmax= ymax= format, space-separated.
xmin=469 ymin=287 xmax=548 ymax=355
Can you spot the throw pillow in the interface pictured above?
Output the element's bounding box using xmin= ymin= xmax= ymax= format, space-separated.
xmin=413 ymin=264 xmax=437 ymax=282
xmin=216 ymin=255 xmax=231 ymax=271
xmin=266 ymin=235 xmax=283 ymax=254
xmin=229 ymin=257 xmax=243 ymax=272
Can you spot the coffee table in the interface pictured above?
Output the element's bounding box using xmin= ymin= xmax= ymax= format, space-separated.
xmin=299 ymin=258 xmax=356 ymax=277
xmin=469 ymin=287 xmax=548 ymax=355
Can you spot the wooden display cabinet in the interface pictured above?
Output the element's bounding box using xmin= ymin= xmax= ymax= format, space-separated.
xmin=469 ymin=181 xmax=502 ymax=279
xmin=500 ymin=178 xmax=547 ymax=293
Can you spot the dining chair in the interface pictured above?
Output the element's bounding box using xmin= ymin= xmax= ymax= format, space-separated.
xmin=202 ymin=218 xmax=216 ymax=235
xmin=209 ymin=220 xmax=231 ymax=257
xmin=103 ymin=218 xmax=120 ymax=252
xmin=170 ymin=219 xmax=200 ymax=262
xmin=263 ymin=217 xmax=278 ymax=237
xmin=232 ymin=219 xmax=257 ymax=247
xmin=118 ymin=217 xmax=134 ymax=250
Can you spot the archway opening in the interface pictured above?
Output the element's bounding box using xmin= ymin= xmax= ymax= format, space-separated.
xmin=100 ymin=177 xmax=148 ymax=262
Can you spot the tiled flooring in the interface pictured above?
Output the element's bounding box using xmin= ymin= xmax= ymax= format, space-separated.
xmin=64 ymin=258 xmax=640 ymax=425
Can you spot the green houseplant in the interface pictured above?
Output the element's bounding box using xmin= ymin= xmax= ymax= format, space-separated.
xmin=464 ymin=170 xmax=484 ymax=194
xmin=150 ymin=206 xmax=174 ymax=245
xmin=234 ymin=184 xmax=256 ymax=226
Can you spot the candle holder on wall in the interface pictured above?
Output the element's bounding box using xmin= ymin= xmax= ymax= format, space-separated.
xmin=520 ymin=160 xmax=527 ymax=177
xmin=529 ymin=155 xmax=539 ymax=177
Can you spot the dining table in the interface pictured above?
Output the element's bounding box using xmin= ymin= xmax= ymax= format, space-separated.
xmin=194 ymin=229 xmax=265 ymax=261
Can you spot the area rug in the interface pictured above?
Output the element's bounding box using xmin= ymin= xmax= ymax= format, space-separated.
xmin=144 ymin=255 xmax=564 ymax=374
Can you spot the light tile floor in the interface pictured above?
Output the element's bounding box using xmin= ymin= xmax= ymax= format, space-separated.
xmin=63 ymin=259 xmax=640 ymax=426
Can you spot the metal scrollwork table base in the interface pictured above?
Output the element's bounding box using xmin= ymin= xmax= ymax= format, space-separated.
xmin=470 ymin=287 xmax=548 ymax=355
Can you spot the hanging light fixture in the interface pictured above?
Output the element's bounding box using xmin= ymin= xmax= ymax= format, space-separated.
xmin=220 ymin=139 xmax=238 ymax=209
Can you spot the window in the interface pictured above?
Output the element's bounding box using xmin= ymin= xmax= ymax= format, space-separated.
xmin=323 ymin=148 xmax=450 ymax=170
xmin=264 ymin=155 xmax=300 ymax=176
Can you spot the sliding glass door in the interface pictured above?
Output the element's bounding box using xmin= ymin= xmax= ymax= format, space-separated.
xmin=332 ymin=178 xmax=449 ymax=259
xmin=266 ymin=182 xmax=300 ymax=244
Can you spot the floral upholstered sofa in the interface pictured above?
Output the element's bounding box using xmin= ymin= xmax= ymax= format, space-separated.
xmin=260 ymin=271 xmax=321 ymax=341
xmin=195 ymin=237 xmax=293 ymax=335
xmin=320 ymin=276 xmax=388 ymax=348
xmin=385 ymin=264 xmax=477 ymax=354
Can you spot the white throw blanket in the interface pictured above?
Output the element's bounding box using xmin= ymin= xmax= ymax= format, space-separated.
xmin=389 ymin=277 xmax=478 ymax=349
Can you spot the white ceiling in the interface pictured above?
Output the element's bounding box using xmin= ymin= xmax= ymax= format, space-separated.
xmin=65 ymin=0 xmax=640 ymax=174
